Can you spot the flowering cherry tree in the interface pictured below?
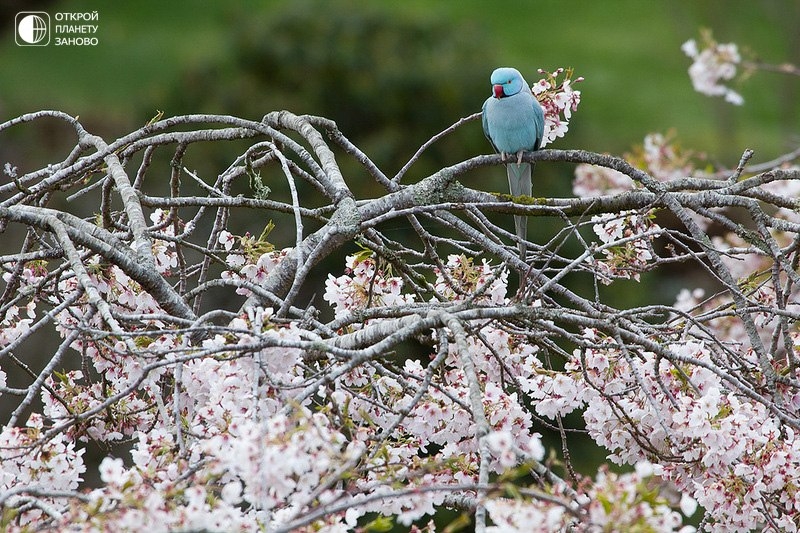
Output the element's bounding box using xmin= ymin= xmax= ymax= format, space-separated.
xmin=0 ymin=50 xmax=799 ymax=532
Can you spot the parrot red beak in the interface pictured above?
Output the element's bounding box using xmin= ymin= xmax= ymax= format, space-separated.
xmin=492 ymin=84 xmax=504 ymax=98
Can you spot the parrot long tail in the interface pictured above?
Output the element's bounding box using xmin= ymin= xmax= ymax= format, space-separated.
xmin=506 ymin=162 xmax=532 ymax=259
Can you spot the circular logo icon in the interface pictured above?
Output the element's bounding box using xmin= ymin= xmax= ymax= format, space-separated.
xmin=18 ymin=14 xmax=48 ymax=44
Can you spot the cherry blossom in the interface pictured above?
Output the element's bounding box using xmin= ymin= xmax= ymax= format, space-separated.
xmin=590 ymin=210 xmax=661 ymax=283
xmin=532 ymin=67 xmax=583 ymax=147
xmin=682 ymin=30 xmax=744 ymax=105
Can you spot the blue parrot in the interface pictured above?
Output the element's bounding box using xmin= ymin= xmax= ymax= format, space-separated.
xmin=482 ymin=67 xmax=545 ymax=259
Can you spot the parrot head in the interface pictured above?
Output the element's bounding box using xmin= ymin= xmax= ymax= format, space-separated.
xmin=490 ymin=67 xmax=525 ymax=99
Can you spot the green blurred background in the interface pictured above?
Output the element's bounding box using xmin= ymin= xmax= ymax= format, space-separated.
xmin=3 ymin=0 xmax=798 ymax=175
xmin=1 ymin=0 xmax=798 ymax=522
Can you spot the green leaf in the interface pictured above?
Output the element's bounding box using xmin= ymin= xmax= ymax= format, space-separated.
xmin=362 ymin=516 xmax=394 ymax=532
xmin=146 ymin=109 xmax=164 ymax=126
xmin=442 ymin=513 xmax=473 ymax=532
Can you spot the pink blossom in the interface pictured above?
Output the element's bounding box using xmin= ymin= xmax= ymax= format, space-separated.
xmin=531 ymin=67 xmax=583 ymax=147
xmin=682 ymin=34 xmax=744 ymax=105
